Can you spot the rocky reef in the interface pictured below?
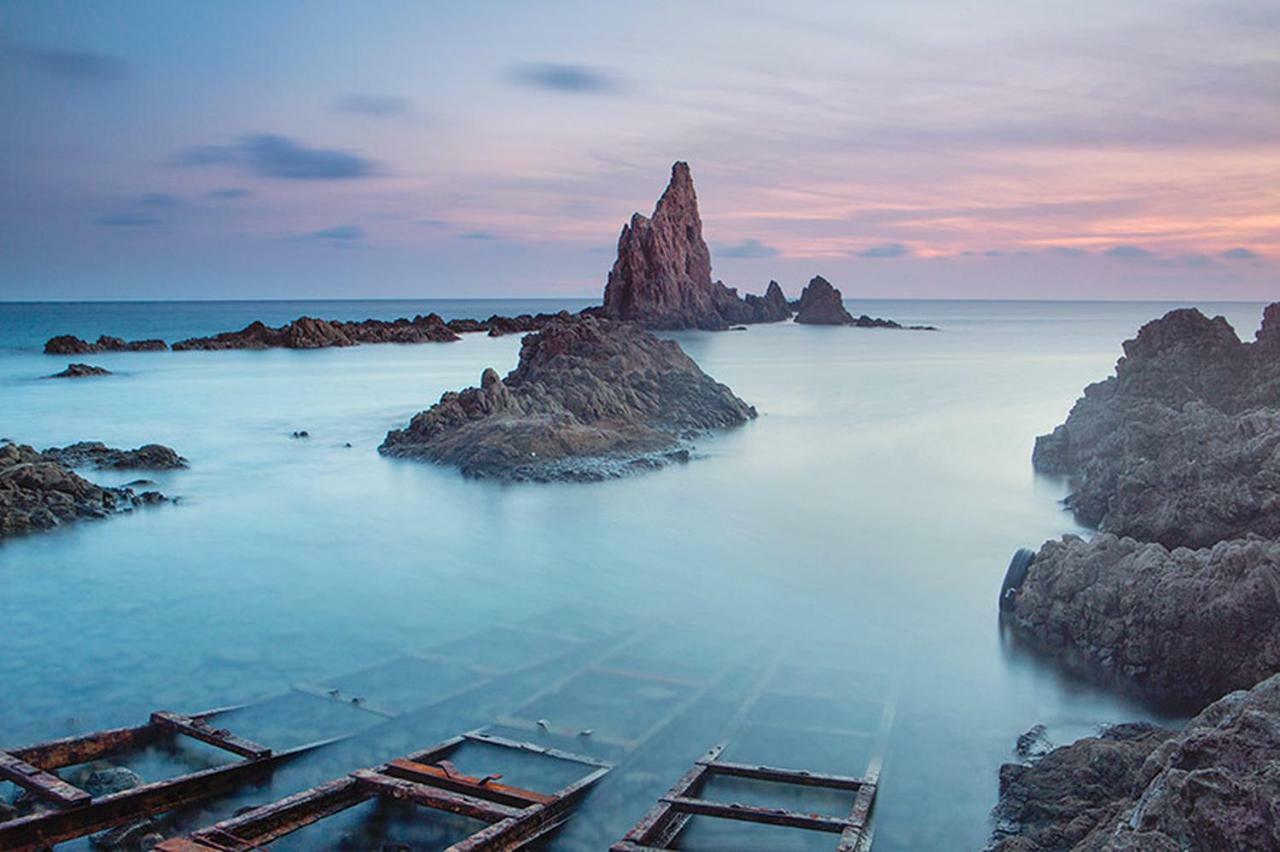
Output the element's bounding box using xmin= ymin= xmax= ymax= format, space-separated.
xmin=600 ymin=162 xmax=791 ymax=330
xmin=989 ymin=674 xmax=1280 ymax=851
xmin=47 ymin=363 xmax=112 ymax=378
xmin=44 ymin=335 xmax=167 ymax=355
xmin=171 ymin=314 xmax=460 ymax=350
xmin=379 ymin=316 xmax=755 ymax=481
xmin=0 ymin=442 xmax=167 ymax=539
xmin=43 ymin=441 xmax=188 ymax=471
xmin=1006 ymin=533 xmax=1280 ymax=708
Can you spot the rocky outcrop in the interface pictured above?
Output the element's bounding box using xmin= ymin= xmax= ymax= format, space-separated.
xmin=48 ymin=363 xmax=112 ymax=378
xmin=600 ymin=162 xmax=791 ymax=330
xmin=989 ymin=674 xmax=1280 ymax=851
xmin=1033 ymin=303 xmax=1280 ymax=548
xmin=43 ymin=442 xmax=188 ymax=471
xmin=379 ymin=316 xmax=756 ymax=481
xmin=1006 ymin=533 xmax=1280 ymax=708
xmin=793 ymin=276 xmax=855 ymax=325
xmin=44 ymin=335 xmax=167 ymax=355
xmin=171 ymin=314 xmax=460 ymax=350
xmin=0 ymin=442 xmax=166 ymax=538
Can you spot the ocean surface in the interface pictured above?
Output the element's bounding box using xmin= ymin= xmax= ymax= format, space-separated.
xmin=0 ymin=297 xmax=1268 ymax=850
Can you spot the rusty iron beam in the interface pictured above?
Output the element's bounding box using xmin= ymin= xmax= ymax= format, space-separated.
xmin=836 ymin=757 xmax=882 ymax=852
xmin=702 ymin=759 xmax=870 ymax=792
xmin=447 ymin=764 xmax=609 ymax=852
xmin=150 ymin=711 xmax=271 ymax=760
xmin=0 ymin=750 xmax=90 ymax=809
xmin=462 ymin=730 xmax=613 ymax=769
xmin=661 ymin=795 xmax=854 ymax=833
xmin=353 ymin=770 xmax=523 ymax=823
xmin=612 ymin=744 xmax=723 ymax=850
xmin=384 ymin=758 xmax=553 ymax=808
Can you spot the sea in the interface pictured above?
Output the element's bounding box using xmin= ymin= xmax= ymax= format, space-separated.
xmin=0 ymin=298 xmax=1268 ymax=850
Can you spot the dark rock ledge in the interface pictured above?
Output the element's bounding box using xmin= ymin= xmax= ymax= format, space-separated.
xmin=378 ymin=316 xmax=755 ymax=481
xmin=47 ymin=363 xmax=112 ymax=378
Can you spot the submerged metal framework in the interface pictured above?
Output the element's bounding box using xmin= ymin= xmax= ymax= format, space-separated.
xmin=156 ymin=729 xmax=611 ymax=852
xmin=0 ymin=705 xmax=323 ymax=851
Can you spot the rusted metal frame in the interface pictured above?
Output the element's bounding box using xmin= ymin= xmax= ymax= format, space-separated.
xmin=611 ymin=744 xmax=724 ymax=851
xmin=836 ymin=756 xmax=882 ymax=852
xmin=7 ymin=703 xmax=244 ymax=770
xmin=384 ymin=758 xmax=554 ymax=807
xmin=352 ymin=769 xmax=523 ymax=822
xmin=158 ymin=776 xmax=370 ymax=851
xmin=288 ymin=681 xmax=399 ymax=719
xmin=701 ymin=759 xmax=870 ymax=791
xmin=661 ymin=795 xmax=854 ymax=833
xmin=150 ymin=711 xmax=271 ymax=760
xmin=0 ymin=741 xmax=319 ymax=851
xmin=446 ymin=763 xmax=610 ymax=852
xmin=0 ymin=750 xmax=91 ymax=808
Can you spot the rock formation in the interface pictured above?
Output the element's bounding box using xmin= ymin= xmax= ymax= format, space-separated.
xmin=600 ymin=162 xmax=791 ymax=330
xmin=1033 ymin=304 xmax=1280 ymax=548
xmin=48 ymin=363 xmax=112 ymax=378
xmin=43 ymin=441 xmax=188 ymax=471
xmin=989 ymin=674 xmax=1280 ymax=851
xmin=793 ymin=276 xmax=855 ymax=325
xmin=171 ymin=314 xmax=460 ymax=350
xmin=0 ymin=442 xmax=167 ymax=538
xmin=44 ymin=335 xmax=167 ymax=355
xmin=379 ymin=316 xmax=756 ymax=481
xmin=1005 ymin=533 xmax=1280 ymax=708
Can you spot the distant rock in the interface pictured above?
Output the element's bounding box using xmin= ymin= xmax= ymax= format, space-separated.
xmin=48 ymin=363 xmax=112 ymax=378
xmin=989 ymin=673 xmax=1280 ymax=851
xmin=171 ymin=314 xmax=460 ymax=350
xmin=44 ymin=335 xmax=167 ymax=355
xmin=1015 ymin=724 xmax=1055 ymax=760
xmin=0 ymin=442 xmax=168 ymax=538
xmin=379 ymin=316 xmax=756 ymax=481
xmin=1033 ymin=303 xmax=1280 ymax=548
xmin=1005 ymin=533 xmax=1280 ymax=708
xmin=43 ymin=441 xmax=188 ymax=471
xmin=793 ymin=276 xmax=855 ymax=325
xmin=600 ymin=162 xmax=791 ymax=330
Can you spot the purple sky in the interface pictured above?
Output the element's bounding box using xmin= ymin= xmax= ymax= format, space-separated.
xmin=1 ymin=1 xmax=1276 ymax=301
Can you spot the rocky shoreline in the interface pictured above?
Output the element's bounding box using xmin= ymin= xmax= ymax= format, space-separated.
xmin=379 ymin=316 xmax=755 ymax=481
xmin=0 ymin=441 xmax=173 ymax=539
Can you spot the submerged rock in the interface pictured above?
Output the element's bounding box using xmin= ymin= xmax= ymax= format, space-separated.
xmin=1006 ymin=533 xmax=1280 ymax=708
xmin=48 ymin=363 xmax=112 ymax=378
xmin=44 ymin=335 xmax=167 ymax=355
xmin=1033 ymin=303 xmax=1280 ymax=548
xmin=0 ymin=442 xmax=167 ymax=538
xmin=989 ymin=674 xmax=1280 ymax=851
xmin=379 ymin=316 xmax=755 ymax=481
xmin=601 ymin=162 xmax=790 ymax=330
xmin=43 ymin=441 xmax=187 ymax=471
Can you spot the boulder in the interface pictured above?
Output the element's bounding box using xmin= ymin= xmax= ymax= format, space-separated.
xmin=48 ymin=363 xmax=112 ymax=378
xmin=42 ymin=441 xmax=188 ymax=471
xmin=601 ymin=162 xmax=792 ymax=330
xmin=379 ymin=316 xmax=756 ymax=481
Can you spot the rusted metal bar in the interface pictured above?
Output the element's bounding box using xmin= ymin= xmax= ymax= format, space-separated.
xmin=703 ymin=759 xmax=870 ymax=791
xmin=384 ymin=758 xmax=553 ymax=807
xmin=836 ymin=757 xmax=882 ymax=852
xmin=352 ymin=769 xmax=523 ymax=822
xmin=0 ymin=750 xmax=91 ymax=809
xmin=611 ymin=744 xmax=724 ymax=850
xmin=447 ymin=764 xmax=610 ymax=852
xmin=150 ymin=711 xmax=271 ymax=760
xmin=661 ymin=795 xmax=853 ymax=833
xmin=462 ymin=730 xmax=613 ymax=768
xmin=288 ymin=681 xmax=397 ymax=718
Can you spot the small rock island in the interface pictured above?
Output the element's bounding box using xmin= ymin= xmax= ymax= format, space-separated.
xmin=379 ymin=316 xmax=755 ymax=481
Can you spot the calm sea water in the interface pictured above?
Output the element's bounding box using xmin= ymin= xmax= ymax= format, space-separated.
xmin=0 ymin=298 xmax=1267 ymax=850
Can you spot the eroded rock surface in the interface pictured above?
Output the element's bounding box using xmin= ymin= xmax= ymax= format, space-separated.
xmin=989 ymin=674 xmax=1280 ymax=851
xmin=48 ymin=363 xmax=112 ymax=378
xmin=171 ymin=314 xmax=460 ymax=350
xmin=794 ymin=276 xmax=855 ymax=325
xmin=43 ymin=441 xmax=188 ymax=471
xmin=44 ymin=335 xmax=167 ymax=355
xmin=379 ymin=316 xmax=755 ymax=480
xmin=601 ymin=162 xmax=791 ymax=330
xmin=0 ymin=442 xmax=166 ymax=538
xmin=1008 ymin=533 xmax=1280 ymax=708
xmin=1033 ymin=303 xmax=1280 ymax=548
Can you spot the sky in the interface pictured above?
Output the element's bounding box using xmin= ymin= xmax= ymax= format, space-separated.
xmin=0 ymin=0 xmax=1277 ymax=301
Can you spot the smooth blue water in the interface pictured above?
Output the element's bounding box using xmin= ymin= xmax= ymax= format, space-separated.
xmin=0 ymin=298 xmax=1267 ymax=849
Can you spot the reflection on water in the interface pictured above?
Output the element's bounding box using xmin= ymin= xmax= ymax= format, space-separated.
xmin=1 ymin=298 xmax=1264 ymax=849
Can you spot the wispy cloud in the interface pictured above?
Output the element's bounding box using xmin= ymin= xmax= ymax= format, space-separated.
xmin=208 ymin=188 xmax=251 ymax=199
xmin=309 ymin=225 xmax=363 ymax=240
xmin=1103 ymin=245 xmax=1157 ymax=262
xmin=334 ymin=94 xmax=410 ymax=116
xmin=19 ymin=47 xmax=125 ymax=81
xmin=458 ymin=231 xmax=497 ymax=240
xmin=139 ymin=193 xmax=180 ymax=207
xmin=94 ymin=213 xmax=160 ymax=227
xmin=857 ymin=242 xmax=910 ymax=259
xmin=179 ymin=134 xmax=378 ymax=180
xmin=508 ymin=63 xmax=621 ymax=94
xmin=1221 ymin=247 xmax=1261 ymax=261
xmin=717 ymin=238 xmax=779 ymax=258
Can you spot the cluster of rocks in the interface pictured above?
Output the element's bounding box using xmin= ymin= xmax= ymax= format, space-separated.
xmin=47 ymin=363 xmax=112 ymax=378
xmin=600 ymin=162 xmax=792 ymax=330
xmin=791 ymin=275 xmax=935 ymax=329
xmin=43 ymin=441 xmax=188 ymax=471
xmin=993 ymin=302 xmax=1280 ymax=849
xmin=0 ymin=442 xmax=170 ymax=538
xmin=44 ymin=335 xmax=166 ymax=355
xmin=379 ymin=316 xmax=755 ymax=481
xmin=989 ymin=674 xmax=1280 ymax=851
